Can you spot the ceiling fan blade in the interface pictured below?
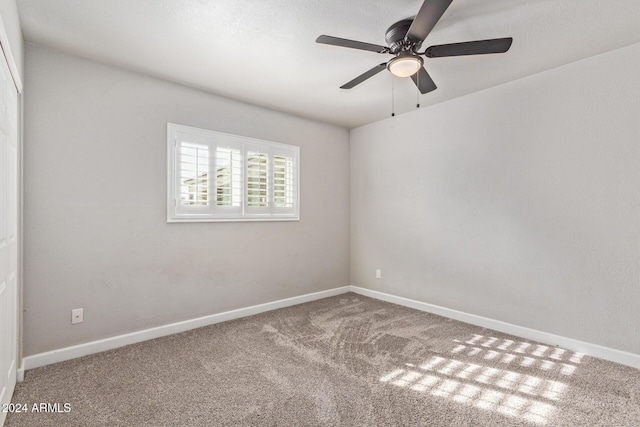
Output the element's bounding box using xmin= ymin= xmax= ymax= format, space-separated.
xmin=316 ymin=35 xmax=388 ymax=53
xmin=425 ymin=37 xmax=513 ymax=57
xmin=340 ymin=63 xmax=388 ymax=89
xmin=406 ymin=0 xmax=453 ymax=43
xmin=410 ymin=67 xmax=437 ymax=94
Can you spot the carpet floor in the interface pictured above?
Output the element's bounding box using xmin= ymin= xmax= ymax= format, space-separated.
xmin=7 ymin=293 xmax=640 ymax=426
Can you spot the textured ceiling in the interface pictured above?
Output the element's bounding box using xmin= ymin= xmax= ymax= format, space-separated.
xmin=16 ymin=0 xmax=640 ymax=128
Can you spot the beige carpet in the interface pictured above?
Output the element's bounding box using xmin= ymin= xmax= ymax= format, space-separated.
xmin=7 ymin=293 xmax=640 ymax=426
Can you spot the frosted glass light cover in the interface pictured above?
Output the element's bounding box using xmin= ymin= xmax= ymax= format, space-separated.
xmin=388 ymin=56 xmax=422 ymax=78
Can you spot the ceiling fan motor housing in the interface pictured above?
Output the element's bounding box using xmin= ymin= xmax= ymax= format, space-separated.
xmin=385 ymin=19 xmax=419 ymax=53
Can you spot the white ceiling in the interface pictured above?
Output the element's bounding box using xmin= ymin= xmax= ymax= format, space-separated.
xmin=16 ymin=0 xmax=640 ymax=128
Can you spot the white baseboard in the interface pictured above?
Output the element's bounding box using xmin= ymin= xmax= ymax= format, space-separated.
xmin=349 ymin=286 xmax=640 ymax=369
xmin=21 ymin=285 xmax=640 ymax=372
xmin=23 ymin=286 xmax=350 ymax=371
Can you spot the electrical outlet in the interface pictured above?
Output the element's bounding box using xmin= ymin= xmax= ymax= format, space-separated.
xmin=376 ymin=269 xmax=382 ymax=279
xmin=71 ymin=308 xmax=84 ymax=324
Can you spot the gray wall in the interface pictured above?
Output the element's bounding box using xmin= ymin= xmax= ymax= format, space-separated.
xmin=351 ymin=42 xmax=640 ymax=355
xmin=23 ymin=44 xmax=350 ymax=356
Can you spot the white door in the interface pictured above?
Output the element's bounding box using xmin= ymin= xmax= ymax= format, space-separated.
xmin=0 ymin=45 xmax=19 ymax=426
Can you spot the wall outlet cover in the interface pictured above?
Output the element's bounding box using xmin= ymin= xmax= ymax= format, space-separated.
xmin=71 ymin=308 xmax=84 ymax=324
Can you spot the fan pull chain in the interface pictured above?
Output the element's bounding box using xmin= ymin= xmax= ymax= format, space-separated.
xmin=391 ymin=77 xmax=395 ymax=117
xmin=416 ymin=70 xmax=420 ymax=109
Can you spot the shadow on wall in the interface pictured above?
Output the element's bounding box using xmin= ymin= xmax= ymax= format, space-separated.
xmin=379 ymin=334 xmax=583 ymax=425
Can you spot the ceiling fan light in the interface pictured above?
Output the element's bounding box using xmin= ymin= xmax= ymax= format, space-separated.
xmin=387 ymin=55 xmax=423 ymax=78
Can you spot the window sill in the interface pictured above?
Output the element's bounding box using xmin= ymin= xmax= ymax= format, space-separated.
xmin=167 ymin=216 xmax=300 ymax=223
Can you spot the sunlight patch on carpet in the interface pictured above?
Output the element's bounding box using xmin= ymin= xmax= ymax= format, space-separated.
xmin=379 ymin=334 xmax=583 ymax=425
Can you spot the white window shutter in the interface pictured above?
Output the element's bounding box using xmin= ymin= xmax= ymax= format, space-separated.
xmin=167 ymin=123 xmax=299 ymax=222
xmin=246 ymin=150 xmax=270 ymax=214
xmin=172 ymin=130 xmax=213 ymax=217
xmin=273 ymin=155 xmax=294 ymax=208
xmin=179 ymin=142 xmax=209 ymax=206
xmin=271 ymin=147 xmax=298 ymax=216
xmin=215 ymin=146 xmax=242 ymax=207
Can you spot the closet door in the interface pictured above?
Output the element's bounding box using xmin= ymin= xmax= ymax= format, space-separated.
xmin=0 ymin=45 xmax=19 ymax=425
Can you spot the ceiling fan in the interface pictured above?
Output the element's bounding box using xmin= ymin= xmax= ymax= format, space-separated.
xmin=316 ymin=0 xmax=513 ymax=94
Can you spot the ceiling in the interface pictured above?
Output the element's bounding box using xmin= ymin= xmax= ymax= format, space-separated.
xmin=16 ymin=0 xmax=640 ymax=128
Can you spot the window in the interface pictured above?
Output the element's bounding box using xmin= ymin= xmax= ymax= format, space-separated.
xmin=167 ymin=123 xmax=299 ymax=222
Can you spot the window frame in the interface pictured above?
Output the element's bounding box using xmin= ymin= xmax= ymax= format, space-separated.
xmin=167 ymin=123 xmax=300 ymax=223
